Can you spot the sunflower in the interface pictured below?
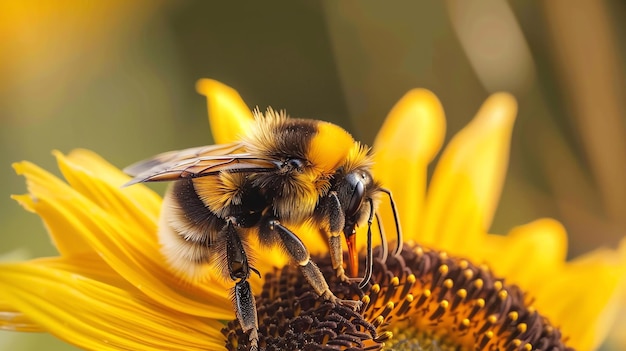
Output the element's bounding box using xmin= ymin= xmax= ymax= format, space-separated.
xmin=1 ymin=79 xmax=624 ymax=350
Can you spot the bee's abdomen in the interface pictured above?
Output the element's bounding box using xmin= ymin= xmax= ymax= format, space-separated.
xmin=158 ymin=179 xmax=225 ymax=281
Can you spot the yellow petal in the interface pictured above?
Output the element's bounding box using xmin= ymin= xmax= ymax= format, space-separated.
xmin=533 ymin=249 xmax=626 ymax=350
xmin=12 ymin=161 xmax=93 ymax=256
xmin=196 ymin=78 xmax=254 ymax=144
xmin=0 ymin=257 xmax=225 ymax=351
xmin=0 ymin=302 xmax=43 ymax=332
xmin=13 ymin=159 xmax=235 ymax=319
xmin=54 ymin=150 xmax=159 ymax=235
xmin=475 ymin=218 xmax=568 ymax=289
xmin=62 ymin=148 xmax=162 ymax=219
xmin=373 ymin=89 xmax=446 ymax=243
xmin=422 ymin=93 xmax=517 ymax=251
xmin=604 ymin=240 xmax=626 ymax=349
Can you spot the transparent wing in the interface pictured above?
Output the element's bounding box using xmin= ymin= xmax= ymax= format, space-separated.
xmin=123 ymin=142 xmax=276 ymax=186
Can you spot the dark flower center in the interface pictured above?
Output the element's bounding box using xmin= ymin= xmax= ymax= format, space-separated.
xmin=223 ymin=243 xmax=574 ymax=351
xmin=222 ymin=263 xmax=385 ymax=351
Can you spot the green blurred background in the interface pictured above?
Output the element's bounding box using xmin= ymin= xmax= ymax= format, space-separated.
xmin=1 ymin=1 xmax=625 ymax=350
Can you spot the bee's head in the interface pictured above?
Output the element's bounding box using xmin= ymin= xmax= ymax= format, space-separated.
xmin=340 ymin=171 xmax=372 ymax=236
xmin=332 ymin=166 xmax=380 ymax=278
xmin=333 ymin=141 xmax=404 ymax=287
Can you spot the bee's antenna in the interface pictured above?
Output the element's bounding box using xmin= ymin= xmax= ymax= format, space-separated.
xmin=380 ymin=188 xmax=403 ymax=257
xmin=374 ymin=213 xmax=388 ymax=263
xmin=358 ymin=198 xmax=375 ymax=289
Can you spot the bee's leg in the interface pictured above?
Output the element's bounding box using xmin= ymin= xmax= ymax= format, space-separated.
xmin=328 ymin=232 xmax=351 ymax=282
xmin=317 ymin=193 xmax=352 ymax=283
xmin=262 ymin=217 xmax=362 ymax=311
xmin=234 ymin=280 xmax=258 ymax=351
xmin=224 ymin=220 xmax=259 ymax=350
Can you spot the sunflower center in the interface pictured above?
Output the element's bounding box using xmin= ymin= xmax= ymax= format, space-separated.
xmin=362 ymin=244 xmax=574 ymax=351
xmin=222 ymin=243 xmax=574 ymax=351
xmin=222 ymin=264 xmax=387 ymax=351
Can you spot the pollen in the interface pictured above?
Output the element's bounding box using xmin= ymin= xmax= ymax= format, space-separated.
xmin=223 ymin=242 xmax=574 ymax=351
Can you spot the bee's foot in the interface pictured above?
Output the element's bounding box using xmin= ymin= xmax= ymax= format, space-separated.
xmin=322 ymin=291 xmax=362 ymax=311
xmin=336 ymin=298 xmax=363 ymax=311
xmin=249 ymin=329 xmax=259 ymax=351
xmin=346 ymin=277 xmax=365 ymax=284
xmin=337 ymin=272 xmax=353 ymax=283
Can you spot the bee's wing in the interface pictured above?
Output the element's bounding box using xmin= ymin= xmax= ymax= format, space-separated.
xmin=124 ymin=143 xmax=246 ymax=176
xmin=123 ymin=142 xmax=276 ymax=186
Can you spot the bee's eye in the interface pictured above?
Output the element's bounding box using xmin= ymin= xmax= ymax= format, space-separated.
xmin=285 ymin=158 xmax=305 ymax=170
xmin=345 ymin=173 xmax=365 ymax=217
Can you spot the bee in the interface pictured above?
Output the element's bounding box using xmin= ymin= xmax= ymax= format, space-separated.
xmin=124 ymin=108 xmax=401 ymax=350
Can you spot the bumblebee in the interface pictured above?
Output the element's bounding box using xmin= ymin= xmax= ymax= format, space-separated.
xmin=124 ymin=108 xmax=401 ymax=350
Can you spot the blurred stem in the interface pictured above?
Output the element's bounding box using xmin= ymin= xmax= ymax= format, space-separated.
xmin=543 ymin=1 xmax=626 ymax=231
